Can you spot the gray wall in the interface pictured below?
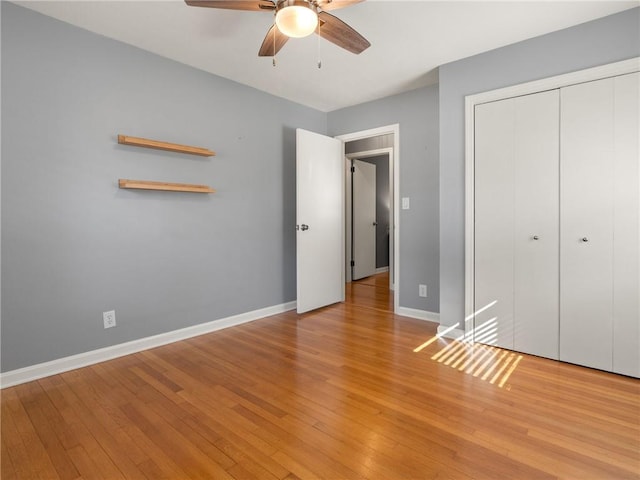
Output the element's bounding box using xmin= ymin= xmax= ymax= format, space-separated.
xmin=328 ymin=86 xmax=440 ymax=313
xmin=1 ymin=3 xmax=325 ymax=372
xmin=5 ymin=1 xmax=635 ymax=372
xmin=355 ymin=154 xmax=390 ymax=269
xmin=438 ymin=7 xmax=640 ymax=327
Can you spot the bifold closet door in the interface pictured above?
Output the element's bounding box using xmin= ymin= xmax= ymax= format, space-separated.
xmin=513 ymin=91 xmax=560 ymax=359
xmin=474 ymin=90 xmax=559 ymax=354
xmin=612 ymin=72 xmax=639 ymax=378
xmin=560 ymin=72 xmax=639 ymax=375
xmin=475 ymin=98 xmax=515 ymax=349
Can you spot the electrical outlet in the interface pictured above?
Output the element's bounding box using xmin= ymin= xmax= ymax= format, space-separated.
xmin=103 ymin=310 xmax=116 ymax=329
xmin=419 ymin=284 xmax=427 ymax=298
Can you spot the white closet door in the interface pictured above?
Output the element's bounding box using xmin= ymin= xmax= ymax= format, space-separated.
xmin=475 ymin=99 xmax=516 ymax=349
xmin=513 ymin=90 xmax=560 ymax=359
xmin=612 ymin=72 xmax=640 ymax=377
xmin=474 ymin=90 xmax=559 ymax=352
xmin=560 ymin=78 xmax=615 ymax=371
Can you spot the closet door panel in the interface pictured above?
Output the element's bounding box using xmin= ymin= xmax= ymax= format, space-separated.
xmin=513 ymin=90 xmax=560 ymax=359
xmin=560 ymin=78 xmax=614 ymax=371
xmin=474 ymin=99 xmax=515 ymax=349
xmin=613 ymin=72 xmax=640 ymax=378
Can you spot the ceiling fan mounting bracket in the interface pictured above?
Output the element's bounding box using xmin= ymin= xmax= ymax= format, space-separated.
xmin=275 ymin=0 xmax=318 ymax=14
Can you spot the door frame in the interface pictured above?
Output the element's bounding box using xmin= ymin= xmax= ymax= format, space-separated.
xmin=463 ymin=57 xmax=639 ymax=340
xmin=345 ymin=148 xmax=393 ymax=285
xmin=336 ymin=124 xmax=400 ymax=314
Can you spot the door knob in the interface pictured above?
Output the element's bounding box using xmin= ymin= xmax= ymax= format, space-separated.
xmin=533 ymin=235 xmax=539 ymax=240
xmin=301 ymin=224 xmax=309 ymax=231
xmin=373 ymin=222 xmax=378 ymax=226
xmin=581 ymin=237 xmax=589 ymax=243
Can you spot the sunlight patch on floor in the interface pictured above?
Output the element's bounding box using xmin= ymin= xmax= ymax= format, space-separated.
xmin=415 ymin=336 xmax=523 ymax=389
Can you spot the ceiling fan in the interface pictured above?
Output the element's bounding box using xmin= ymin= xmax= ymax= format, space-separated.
xmin=184 ymin=0 xmax=370 ymax=57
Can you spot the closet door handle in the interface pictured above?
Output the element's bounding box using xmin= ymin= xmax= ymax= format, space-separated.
xmin=533 ymin=235 xmax=539 ymax=240
xmin=581 ymin=237 xmax=589 ymax=243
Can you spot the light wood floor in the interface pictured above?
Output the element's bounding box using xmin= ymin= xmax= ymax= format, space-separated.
xmin=2 ymin=273 xmax=639 ymax=479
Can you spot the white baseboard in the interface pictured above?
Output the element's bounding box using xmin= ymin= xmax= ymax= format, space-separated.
xmin=375 ymin=266 xmax=390 ymax=274
xmin=396 ymin=307 xmax=440 ymax=323
xmin=437 ymin=325 xmax=466 ymax=340
xmin=0 ymin=301 xmax=297 ymax=389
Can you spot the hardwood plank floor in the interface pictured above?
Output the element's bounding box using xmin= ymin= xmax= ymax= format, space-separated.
xmin=2 ymin=273 xmax=639 ymax=479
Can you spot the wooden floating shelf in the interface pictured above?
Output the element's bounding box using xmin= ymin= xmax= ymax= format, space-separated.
xmin=119 ymin=179 xmax=215 ymax=193
xmin=118 ymin=134 xmax=215 ymax=157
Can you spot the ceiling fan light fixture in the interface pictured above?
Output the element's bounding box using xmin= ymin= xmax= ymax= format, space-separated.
xmin=275 ymin=1 xmax=318 ymax=38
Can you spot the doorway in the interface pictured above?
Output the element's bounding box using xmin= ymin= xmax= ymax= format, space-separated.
xmin=336 ymin=124 xmax=399 ymax=313
xmin=347 ymin=152 xmax=391 ymax=282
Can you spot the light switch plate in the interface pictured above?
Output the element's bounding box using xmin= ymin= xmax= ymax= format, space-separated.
xmin=402 ymin=197 xmax=410 ymax=210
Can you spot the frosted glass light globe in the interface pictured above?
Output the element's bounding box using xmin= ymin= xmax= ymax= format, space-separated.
xmin=276 ymin=5 xmax=318 ymax=38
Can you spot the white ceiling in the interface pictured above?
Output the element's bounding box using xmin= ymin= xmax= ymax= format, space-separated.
xmin=15 ymin=0 xmax=638 ymax=112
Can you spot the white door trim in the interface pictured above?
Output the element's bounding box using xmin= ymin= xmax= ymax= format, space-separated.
xmin=464 ymin=57 xmax=640 ymax=336
xmin=336 ymin=125 xmax=400 ymax=314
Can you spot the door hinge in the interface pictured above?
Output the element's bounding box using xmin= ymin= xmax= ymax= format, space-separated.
xmin=350 ymin=260 xmax=355 ymax=267
xmin=351 ymin=166 xmax=355 ymax=173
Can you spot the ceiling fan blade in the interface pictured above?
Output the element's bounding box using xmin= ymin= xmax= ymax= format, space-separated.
xmin=184 ymin=0 xmax=275 ymax=11
xmin=317 ymin=0 xmax=365 ymax=12
xmin=317 ymin=11 xmax=370 ymax=54
xmin=258 ymin=24 xmax=289 ymax=56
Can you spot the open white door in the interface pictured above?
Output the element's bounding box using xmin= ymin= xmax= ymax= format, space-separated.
xmin=352 ymin=159 xmax=376 ymax=280
xmin=296 ymin=128 xmax=344 ymax=314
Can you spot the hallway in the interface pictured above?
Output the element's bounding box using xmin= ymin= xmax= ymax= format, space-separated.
xmin=345 ymin=271 xmax=393 ymax=313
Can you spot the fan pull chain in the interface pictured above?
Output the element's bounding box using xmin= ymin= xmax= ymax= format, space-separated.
xmin=317 ymin=18 xmax=322 ymax=69
xmin=273 ymin=16 xmax=277 ymax=67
